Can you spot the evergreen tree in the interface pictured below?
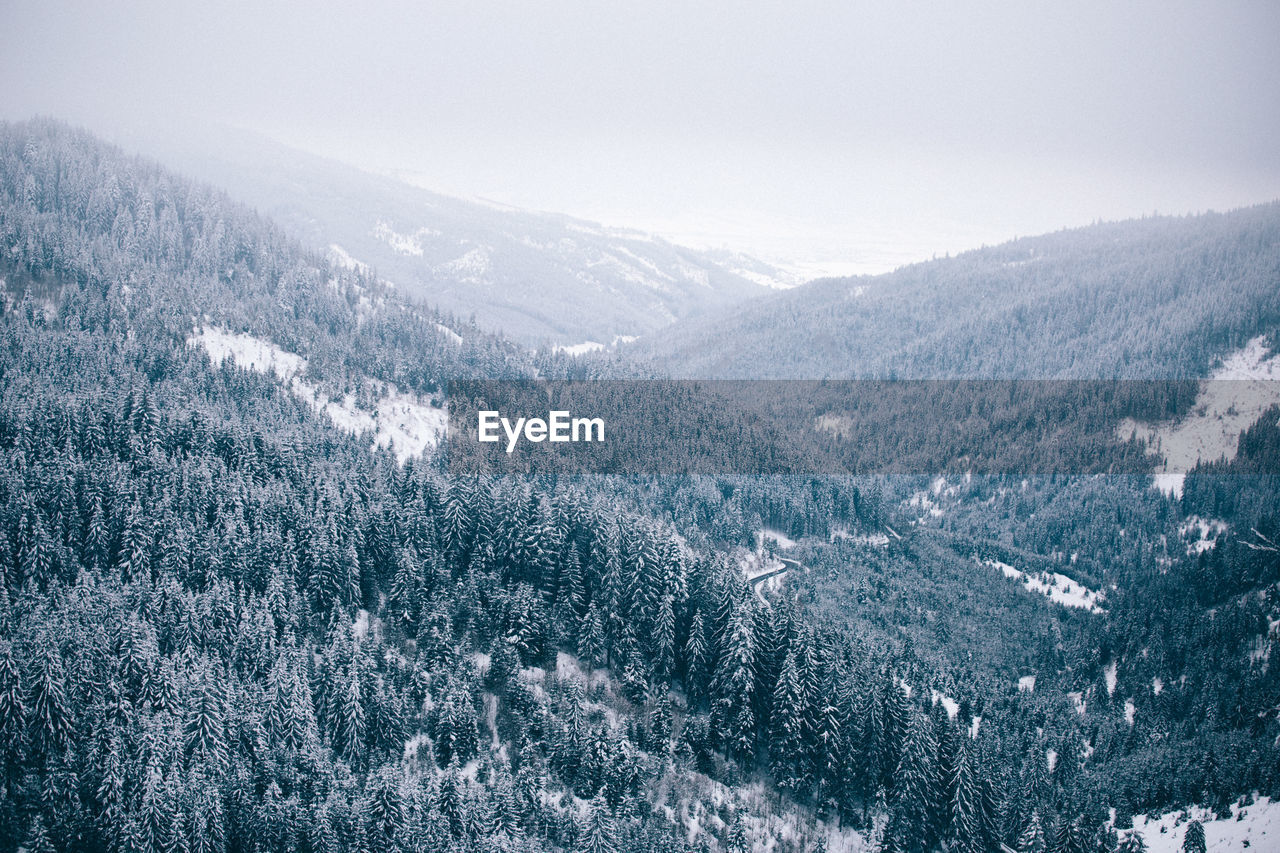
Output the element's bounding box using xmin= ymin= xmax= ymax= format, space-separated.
xmin=579 ymin=790 xmax=616 ymax=853
xmin=950 ymin=736 xmax=987 ymax=853
xmin=1017 ymin=811 xmax=1047 ymax=853
xmin=1182 ymin=821 xmax=1205 ymax=853
xmin=769 ymin=650 xmax=806 ymax=792
xmin=1116 ymin=830 xmax=1148 ymax=853
xmin=885 ymin=708 xmax=941 ymax=853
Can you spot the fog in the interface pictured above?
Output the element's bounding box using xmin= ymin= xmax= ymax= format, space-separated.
xmin=4 ymin=0 xmax=1278 ymax=273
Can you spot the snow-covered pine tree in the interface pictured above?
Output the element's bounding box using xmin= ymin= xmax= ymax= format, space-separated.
xmin=769 ymin=650 xmax=806 ymax=792
xmin=1182 ymin=820 xmax=1206 ymax=853
xmin=949 ymin=735 xmax=987 ymax=853
xmin=885 ymin=707 xmax=941 ymax=853
xmin=580 ymin=789 xmax=617 ymax=853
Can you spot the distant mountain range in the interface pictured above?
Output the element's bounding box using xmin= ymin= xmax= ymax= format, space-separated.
xmin=623 ymin=203 xmax=1280 ymax=379
xmin=116 ymin=123 xmax=796 ymax=345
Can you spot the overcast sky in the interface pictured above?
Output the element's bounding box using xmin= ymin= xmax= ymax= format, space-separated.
xmin=3 ymin=0 xmax=1279 ymax=273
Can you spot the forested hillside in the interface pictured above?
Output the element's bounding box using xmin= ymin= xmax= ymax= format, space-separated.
xmin=624 ymin=206 xmax=1280 ymax=379
xmin=117 ymin=122 xmax=783 ymax=346
xmin=0 ymin=119 xmax=1277 ymax=853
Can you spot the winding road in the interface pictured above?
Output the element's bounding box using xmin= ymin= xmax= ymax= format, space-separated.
xmin=749 ymin=556 xmax=802 ymax=588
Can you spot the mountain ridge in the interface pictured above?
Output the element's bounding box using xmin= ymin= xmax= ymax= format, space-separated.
xmin=621 ymin=203 xmax=1280 ymax=380
xmin=107 ymin=120 xmax=795 ymax=346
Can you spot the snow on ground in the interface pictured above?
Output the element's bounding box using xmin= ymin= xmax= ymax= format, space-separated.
xmin=555 ymin=651 xmax=611 ymax=691
xmin=352 ymin=609 xmax=370 ymax=641
xmin=1132 ymin=795 xmax=1280 ymax=853
xmin=1152 ymin=472 xmax=1187 ymax=499
xmin=1250 ymin=618 xmax=1279 ymax=665
xmin=673 ymin=774 xmax=871 ymax=853
xmin=435 ymin=322 xmax=463 ymax=345
xmin=194 ymin=326 xmax=306 ymax=380
xmin=372 ymin=220 xmax=441 ymax=256
xmin=830 ymin=527 xmax=891 ymax=548
xmin=554 ymin=341 xmax=606 ymax=356
xmin=1018 ymin=675 xmax=1036 ymax=693
xmin=907 ymin=490 xmax=945 ymax=519
xmin=1121 ymin=336 xmax=1280 ymax=498
xmin=403 ymin=733 xmax=431 ymax=762
xmin=190 ymin=327 xmax=446 ymax=462
xmin=327 ymin=244 xmax=370 ymax=274
xmin=439 ymin=247 xmax=491 ymax=281
xmin=1068 ymin=691 xmax=1087 ymax=715
xmin=757 ymin=529 xmax=798 ymax=550
xmin=980 ymin=559 xmax=1105 ymax=613
xmin=468 ymin=651 xmax=491 ymax=677
xmin=738 ymin=548 xmax=787 ymax=598
xmin=1181 ymin=516 xmax=1229 ymax=555
xmin=740 ymin=531 xmax=798 ymax=587
xmin=1124 ymin=698 xmax=1136 ymax=725
xmin=1105 ymin=661 xmax=1118 ymax=696
xmin=553 ymin=335 xmax=639 ymax=356
xmin=930 ymin=689 xmax=959 ymax=719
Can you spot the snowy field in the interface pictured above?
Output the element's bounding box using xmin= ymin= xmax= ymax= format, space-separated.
xmin=1131 ymin=796 xmax=1279 ymax=853
xmin=1120 ymin=335 xmax=1280 ymax=497
xmin=980 ymin=559 xmax=1105 ymax=613
xmin=189 ymin=326 xmax=447 ymax=462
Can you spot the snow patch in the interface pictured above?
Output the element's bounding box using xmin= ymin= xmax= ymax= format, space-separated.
xmin=1121 ymin=336 xmax=1280 ymax=495
xmin=830 ymin=527 xmax=890 ymax=548
xmin=373 ymin=220 xmax=441 ymax=256
xmin=403 ymin=733 xmax=431 ymax=762
xmin=1132 ymin=795 xmax=1280 ymax=853
xmin=554 ymin=341 xmax=606 ymax=357
xmin=435 ymin=323 xmax=463 ymax=346
xmin=439 ymin=247 xmax=491 ymax=280
xmin=930 ymin=689 xmax=959 ymax=719
xmin=327 ymin=244 xmax=370 ymax=274
xmin=1018 ymin=675 xmax=1036 ymax=693
xmin=757 ymin=529 xmax=798 ymax=550
xmin=1181 ymin=516 xmax=1229 ymax=555
xmin=190 ymin=327 xmax=447 ymax=462
xmin=980 ymin=559 xmax=1105 ymax=613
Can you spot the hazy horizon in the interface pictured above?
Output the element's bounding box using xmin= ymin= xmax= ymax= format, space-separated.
xmin=4 ymin=0 xmax=1279 ymax=276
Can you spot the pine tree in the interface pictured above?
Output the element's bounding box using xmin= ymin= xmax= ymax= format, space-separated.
xmin=366 ymin=766 xmax=404 ymax=847
xmin=769 ymin=650 xmax=806 ymax=792
xmin=1017 ymin=811 xmax=1047 ymax=853
xmin=950 ymin=736 xmax=986 ymax=853
xmin=652 ymin=592 xmax=676 ymax=679
xmin=388 ymin=547 xmax=422 ymax=627
xmin=683 ymin=610 xmax=708 ymax=707
xmin=338 ymin=663 xmax=366 ymax=763
xmin=24 ymin=814 xmax=55 ymax=853
xmin=184 ymin=661 xmax=228 ymax=768
xmin=579 ymin=790 xmax=616 ymax=853
xmin=885 ymin=708 xmax=941 ymax=853
xmin=1116 ymin=830 xmax=1147 ymax=853
xmin=562 ymin=541 xmax=586 ymax=615
xmin=0 ymin=641 xmax=24 ymax=759
xmin=578 ymin=604 xmax=607 ymax=669
xmin=28 ymin=646 xmax=72 ymax=755
xmin=712 ymin=601 xmax=756 ymax=762
xmin=1182 ymin=820 xmax=1205 ymax=853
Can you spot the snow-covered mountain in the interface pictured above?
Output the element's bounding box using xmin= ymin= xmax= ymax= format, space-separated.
xmin=117 ymin=123 xmax=791 ymax=345
xmin=624 ymin=204 xmax=1280 ymax=379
